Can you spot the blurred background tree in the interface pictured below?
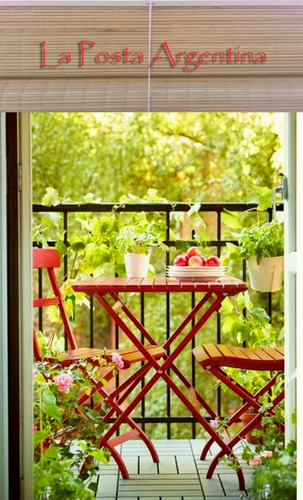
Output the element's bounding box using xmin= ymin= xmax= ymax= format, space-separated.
xmin=32 ymin=112 xmax=283 ymax=203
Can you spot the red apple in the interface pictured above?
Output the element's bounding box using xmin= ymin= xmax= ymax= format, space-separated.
xmin=200 ymin=256 xmax=207 ymax=266
xmin=188 ymin=255 xmax=203 ymax=267
xmin=205 ymin=256 xmax=221 ymax=267
xmin=174 ymin=254 xmax=188 ymax=266
xmin=186 ymin=246 xmax=202 ymax=258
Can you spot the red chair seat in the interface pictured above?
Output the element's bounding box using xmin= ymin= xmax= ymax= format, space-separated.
xmin=54 ymin=345 xmax=166 ymax=366
xmin=193 ymin=344 xmax=284 ymax=371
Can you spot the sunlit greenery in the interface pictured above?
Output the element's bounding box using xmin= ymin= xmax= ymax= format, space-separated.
xmin=32 ymin=112 xmax=282 ymax=203
xmin=32 ymin=112 xmax=284 ymax=439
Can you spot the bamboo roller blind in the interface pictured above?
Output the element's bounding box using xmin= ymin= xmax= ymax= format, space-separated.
xmin=0 ymin=5 xmax=302 ymax=110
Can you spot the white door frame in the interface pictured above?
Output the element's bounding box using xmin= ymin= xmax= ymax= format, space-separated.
xmin=4 ymin=111 xmax=300 ymax=498
xmin=284 ymin=113 xmax=297 ymax=442
xmin=296 ymin=114 xmax=303 ymax=450
xmin=0 ymin=113 xmax=9 ymax=500
xmin=18 ymin=113 xmax=33 ymax=500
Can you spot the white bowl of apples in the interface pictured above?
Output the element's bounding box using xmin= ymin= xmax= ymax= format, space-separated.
xmin=167 ymin=247 xmax=226 ymax=281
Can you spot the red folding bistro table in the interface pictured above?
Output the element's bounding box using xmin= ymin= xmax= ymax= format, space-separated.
xmin=72 ymin=277 xmax=248 ymax=485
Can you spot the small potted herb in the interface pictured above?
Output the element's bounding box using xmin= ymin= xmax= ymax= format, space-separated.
xmin=116 ymin=212 xmax=168 ymax=278
xmin=228 ymin=219 xmax=284 ymax=292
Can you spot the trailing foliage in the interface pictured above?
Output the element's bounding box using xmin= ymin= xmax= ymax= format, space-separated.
xmin=33 ymin=335 xmax=124 ymax=499
xmin=243 ymin=410 xmax=296 ymax=500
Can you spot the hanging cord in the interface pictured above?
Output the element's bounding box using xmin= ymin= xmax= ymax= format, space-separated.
xmin=147 ymin=1 xmax=153 ymax=112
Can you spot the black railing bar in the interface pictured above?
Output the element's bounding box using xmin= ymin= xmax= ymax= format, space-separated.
xmin=109 ymin=416 xmax=229 ymax=424
xmin=267 ymin=209 xmax=273 ymax=319
xmin=33 ymin=202 xmax=284 ymax=214
xmin=63 ymin=212 xmax=68 ymax=350
xmin=34 ymin=239 xmax=244 ymax=250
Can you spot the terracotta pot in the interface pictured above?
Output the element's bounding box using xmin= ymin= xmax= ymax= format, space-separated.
xmin=240 ymin=411 xmax=263 ymax=444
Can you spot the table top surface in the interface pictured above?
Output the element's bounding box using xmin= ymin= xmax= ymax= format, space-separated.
xmin=72 ymin=277 xmax=248 ymax=294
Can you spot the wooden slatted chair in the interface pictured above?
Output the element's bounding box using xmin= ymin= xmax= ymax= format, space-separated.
xmin=33 ymin=248 xmax=165 ymax=478
xmin=193 ymin=343 xmax=284 ymax=490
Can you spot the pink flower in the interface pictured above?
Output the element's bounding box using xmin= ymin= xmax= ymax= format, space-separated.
xmin=32 ymin=369 xmax=37 ymax=379
xmin=112 ymin=352 xmax=124 ymax=371
xmin=33 ymin=425 xmax=38 ymax=433
xmin=249 ymin=455 xmax=262 ymax=466
xmin=210 ymin=419 xmax=219 ymax=429
xmin=53 ymin=373 xmax=74 ymax=392
xmin=263 ymin=450 xmax=273 ymax=458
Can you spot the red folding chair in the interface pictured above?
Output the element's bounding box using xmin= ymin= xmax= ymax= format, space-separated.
xmin=193 ymin=344 xmax=284 ymax=490
xmin=33 ymin=248 xmax=165 ymax=478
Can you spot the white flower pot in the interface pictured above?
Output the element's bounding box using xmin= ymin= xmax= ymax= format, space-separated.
xmin=247 ymin=256 xmax=284 ymax=292
xmin=124 ymin=253 xmax=150 ymax=278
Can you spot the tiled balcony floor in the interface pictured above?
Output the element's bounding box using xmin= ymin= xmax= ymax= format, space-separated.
xmin=95 ymin=440 xmax=252 ymax=500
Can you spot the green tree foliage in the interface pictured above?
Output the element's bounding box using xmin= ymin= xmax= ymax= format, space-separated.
xmin=32 ymin=112 xmax=281 ymax=203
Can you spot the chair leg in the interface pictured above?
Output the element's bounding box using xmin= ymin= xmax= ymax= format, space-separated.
xmin=96 ymin=383 xmax=160 ymax=463
xmin=206 ymin=449 xmax=246 ymax=491
xmin=106 ymin=443 xmax=130 ymax=479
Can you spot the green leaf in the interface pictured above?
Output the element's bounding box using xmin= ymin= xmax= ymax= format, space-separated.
xmin=55 ymin=240 xmax=67 ymax=257
xmin=88 ymin=482 xmax=98 ymax=494
xmin=42 ymin=187 xmax=62 ymax=207
xmin=235 ymin=291 xmax=253 ymax=311
xmin=90 ymin=448 xmax=109 ymax=464
xmin=222 ymin=209 xmax=243 ymax=229
xmin=175 ymin=240 xmax=190 ymax=252
xmin=33 ymin=429 xmax=49 ymax=449
xmin=250 ymin=307 xmax=270 ymax=324
xmin=42 ymin=444 xmax=61 ymax=459
xmin=42 ymin=402 xmax=62 ymax=422
xmin=69 ymin=235 xmax=86 ymax=252
xmin=47 ymin=305 xmax=61 ymax=324
xmin=225 ymin=242 xmax=241 ymax=261
xmin=187 ymin=202 xmax=201 ymax=217
xmin=42 ymin=388 xmax=56 ymax=405
xmin=81 ymin=192 xmax=102 ymax=203
xmin=219 ymin=297 xmax=234 ymax=314
xmin=247 ymin=186 xmax=272 ymax=211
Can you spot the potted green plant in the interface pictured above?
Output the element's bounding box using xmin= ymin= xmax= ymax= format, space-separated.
xmin=227 ymin=219 xmax=284 ymax=292
xmin=116 ymin=211 xmax=168 ymax=278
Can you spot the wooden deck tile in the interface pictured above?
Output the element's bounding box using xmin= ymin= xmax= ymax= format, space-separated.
xmin=97 ymin=474 xmax=118 ymax=497
xmin=158 ymin=455 xmax=178 ymax=474
xmin=176 ymin=455 xmax=198 ymax=474
xmin=95 ymin=439 xmax=252 ymax=500
xmin=218 ymin=473 xmax=244 ymax=496
xmin=139 ymin=456 xmax=158 ymax=474
xmin=204 ymin=497 xmax=245 ymax=500
xmin=121 ymin=456 xmax=139 ymax=475
xmin=200 ymin=475 xmax=225 ymax=496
